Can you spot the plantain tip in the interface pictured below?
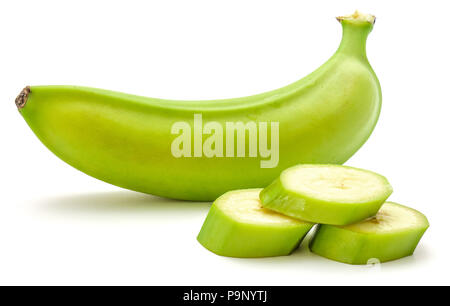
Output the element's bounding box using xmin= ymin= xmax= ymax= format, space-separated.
xmin=15 ymin=86 xmax=31 ymax=109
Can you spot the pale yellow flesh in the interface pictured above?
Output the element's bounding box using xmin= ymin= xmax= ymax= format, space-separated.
xmin=282 ymin=165 xmax=389 ymax=203
xmin=337 ymin=11 xmax=376 ymax=24
xmin=344 ymin=202 xmax=429 ymax=233
xmin=218 ymin=189 xmax=304 ymax=225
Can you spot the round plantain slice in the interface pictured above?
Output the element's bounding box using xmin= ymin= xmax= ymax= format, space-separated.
xmin=197 ymin=189 xmax=314 ymax=258
xmin=309 ymin=202 xmax=429 ymax=265
xmin=260 ymin=164 xmax=393 ymax=225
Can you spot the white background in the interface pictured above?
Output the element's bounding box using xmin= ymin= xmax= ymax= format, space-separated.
xmin=1 ymin=0 xmax=449 ymax=285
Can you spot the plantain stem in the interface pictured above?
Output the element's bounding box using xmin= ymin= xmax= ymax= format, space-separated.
xmin=336 ymin=11 xmax=375 ymax=60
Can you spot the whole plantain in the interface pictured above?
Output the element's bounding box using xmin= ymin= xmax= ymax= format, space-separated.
xmin=16 ymin=12 xmax=381 ymax=201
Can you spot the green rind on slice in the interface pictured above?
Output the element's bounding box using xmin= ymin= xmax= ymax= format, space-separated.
xmin=309 ymin=202 xmax=429 ymax=265
xmin=260 ymin=164 xmax=393 ymax=225
xmin=197 ymin=189 xmax=314 ymax=258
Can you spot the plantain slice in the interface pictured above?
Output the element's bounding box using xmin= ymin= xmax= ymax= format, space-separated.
xmin=197 ymin=189 xmax=313 ymax=258
xmin=309 ymin=202 xmax=429 ymax=264
xmin=260 ymin=164 xmax=393 ymax=225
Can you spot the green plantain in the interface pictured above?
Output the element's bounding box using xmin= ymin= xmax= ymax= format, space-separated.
xmin=16 ymin=11 xmax=381 ymax=201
